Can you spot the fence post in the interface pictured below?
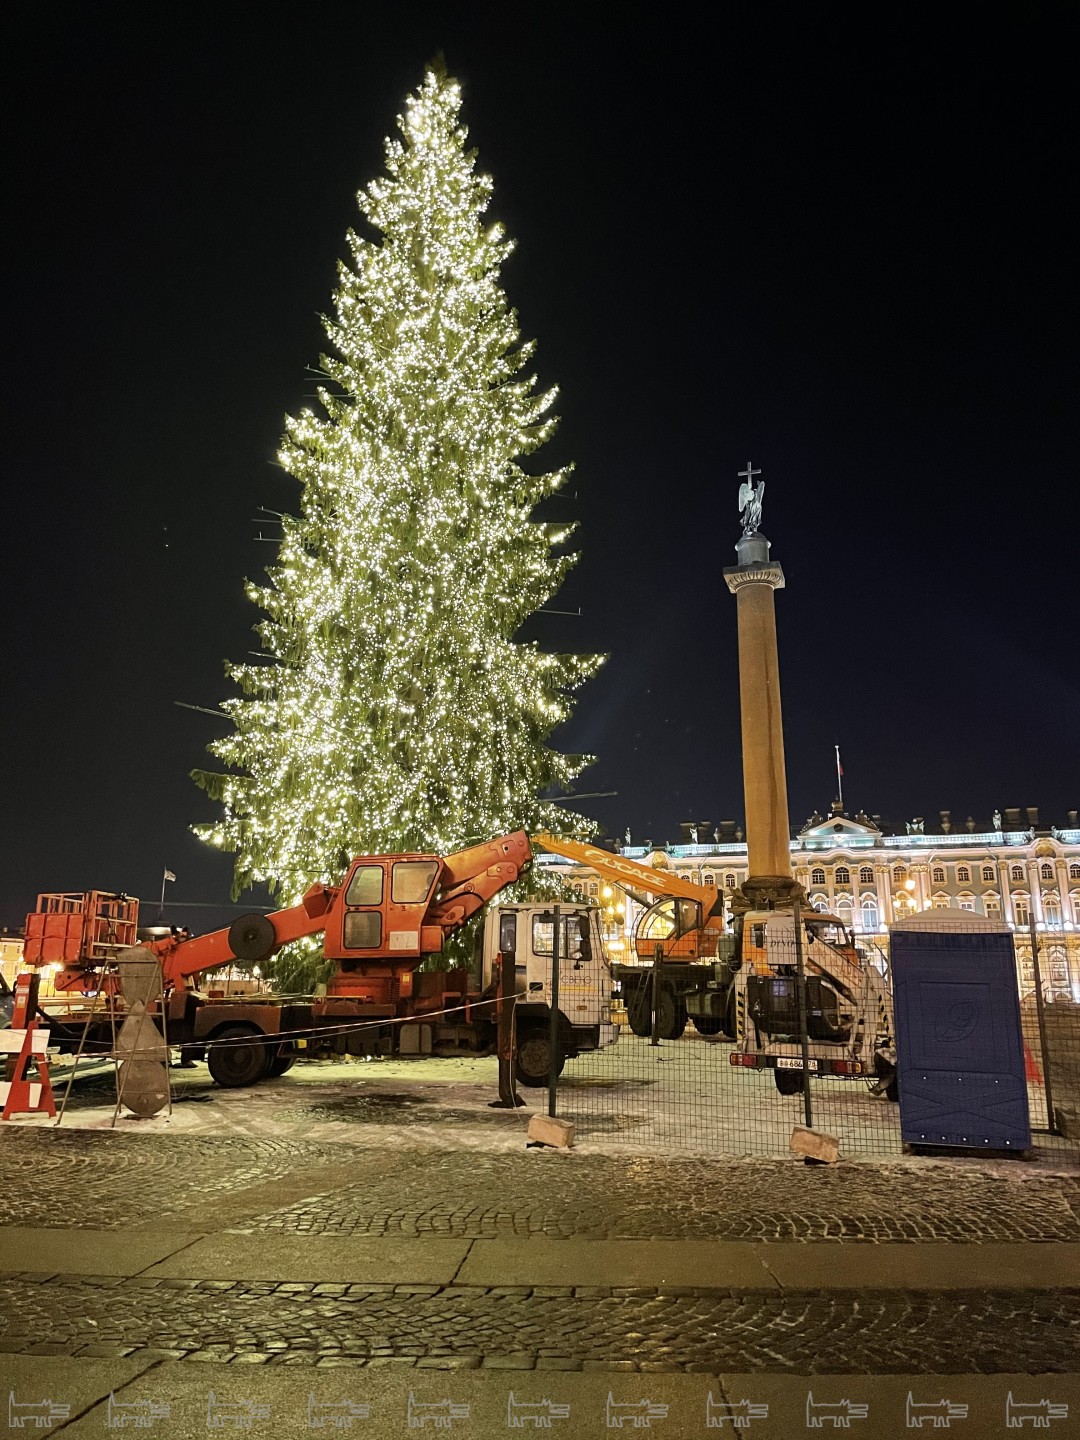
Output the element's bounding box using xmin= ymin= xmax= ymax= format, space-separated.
xmin=792 ymin=900 xmax=814 ymax=1130
xmin=492 ymin=949 xmax=523 ymax=1109
xmin=1028 ymin=915 xmax=1057 ymax=1133
xmin=650 ymin=944 xmax=662 ymax=1047
xmin=548 ymin=906 xmax=561 ymax=1118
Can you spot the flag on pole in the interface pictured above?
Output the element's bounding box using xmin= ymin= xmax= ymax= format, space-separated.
xmin=835 ymin=745 xmax=845 ymax=807
xmin=163 ymin=869 xmax=176 ymax=883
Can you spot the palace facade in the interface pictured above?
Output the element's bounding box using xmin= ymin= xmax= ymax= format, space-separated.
xmin=538 ymin=804 xmax=1080 ymax=1002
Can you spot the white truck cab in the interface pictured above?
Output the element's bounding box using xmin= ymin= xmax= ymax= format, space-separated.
xmin=481 ymin=904 xmax=618 ymax=1086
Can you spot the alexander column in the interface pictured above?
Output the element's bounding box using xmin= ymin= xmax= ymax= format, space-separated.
xmin=723 ymin=464 xmax=801 ymax=912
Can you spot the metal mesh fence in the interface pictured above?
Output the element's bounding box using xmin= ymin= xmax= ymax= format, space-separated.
xmin=551 ymin=911 xmax=1080 ymax=1168
xmin=553 ymin=909 xmax=903 ymax=1160
xmin=1017 ymin=927 xmax=1080 ymax=1164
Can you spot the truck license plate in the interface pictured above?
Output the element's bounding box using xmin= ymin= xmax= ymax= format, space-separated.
xmin=776 ymin=1057 xmax=819 ymax=1071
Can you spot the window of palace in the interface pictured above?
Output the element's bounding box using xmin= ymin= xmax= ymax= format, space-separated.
xmin=1040 ymin=863 xmax=1054 ymax=881
xmin=811 ymin=868 xmax=826 ymax=885
xmin=811 ymin=895 xmax=829 ymax=912
xmin=983 ymin=866 xmax=995 ymax=882
xmin=835 ymin=896 xmax=854 ymax=926
xmin=589 ymin=883 xmax=598 ymax=897
xmin=893 ymin=866 xmax=905 ymax=883
xmin=957 ymin=893 xmax=975 ymax=912
xmin=1070 ymin=863 xmax=1080 ymax=881
xmin=932 ymin=866 xmax=945 ymax=884
xmin=1013 ymin=896 xmax=1030 ymax=927
xmin=1044 ymin=896 xmax=1062 ymax=928
xmin=957 ymin=866 xmax=970 ymax=882
xmin=932 ymin=893 xmax=950 ymax=909
xmin=860 ymin=896 xmax=879 ymax=929
xmin=703 ymin=873 xmax=715 ymax=886
xmin=725 ymin=873 xmax=736 ymax=889
xmin=859 ymin=866 xmax=874 ymax=884
xmin=1011 ymin=865 xmax=1024 ymax=882
xmin=835 ymin=866 xmax=850 ymax=884
xmin=985 ymin=895 xmax=1001 ymax=916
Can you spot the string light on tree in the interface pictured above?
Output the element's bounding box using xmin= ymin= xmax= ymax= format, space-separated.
xmin=193 ymin=64 xmax=603 ymax=904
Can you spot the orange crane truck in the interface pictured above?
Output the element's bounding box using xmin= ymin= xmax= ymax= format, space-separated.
xmin=533 ymin=835 xmax=736 ymax=1040
xmin=21 ymin=831 xmax=617 ymax=1088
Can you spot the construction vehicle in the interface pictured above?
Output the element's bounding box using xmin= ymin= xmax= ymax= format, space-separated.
xmin=533 ymin=835 xmax=897 ymax=1095
xmin=730 ymin=908 xmax=896 ymax=1096
xmin=533 ymin=835 xmax=734 ymax=1040
xmin=20 ymin=831 xmax=616 ymax=1090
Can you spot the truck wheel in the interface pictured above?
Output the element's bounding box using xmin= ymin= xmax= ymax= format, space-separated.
xmin=657 ymin=990 xmax=686 ymax=1040
xmin=228 ymin=913 xmax=276 ymax=964
xmin=515 ymin=1027 xmax=566 ymax=1088
xmin=266 ymin=1046 xmax=296 ymax=1077
xmin=207 ymin=1025 xmax=271 ymax=1088
xmin=774 ymin=1068 xmax=804 ymax=1096
xmin=691 ymin=1015 xmax=725 ymax=1036
xmin=627 ymin=989 xmax=652 ymax=1037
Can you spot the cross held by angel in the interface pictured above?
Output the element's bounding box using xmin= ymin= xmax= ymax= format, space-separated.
xmin=738 ymin=462 xmax=765 ymax=535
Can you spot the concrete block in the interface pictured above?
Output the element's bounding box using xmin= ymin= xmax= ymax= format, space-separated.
xmin=526 ymin=1113 xmax=575 ymax=1148
xmin=790 ymin=1124 xmax=839 ymax=1164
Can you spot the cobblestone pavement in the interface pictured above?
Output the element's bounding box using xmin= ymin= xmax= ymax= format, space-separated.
xmin=244 ymin=1151 xmax=1080 ymax=1243
xmin=1 ymin=1276 xmax=1077 ymax=1375
xmin=0 ymin=1131 xmax=369 ymax=1231
xmin=2 ymin=1128 xmax=1077 ymax=1242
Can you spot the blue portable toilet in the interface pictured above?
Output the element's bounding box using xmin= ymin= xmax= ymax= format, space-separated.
xmin=890 ymin=910 xmax=1031 ymax=1154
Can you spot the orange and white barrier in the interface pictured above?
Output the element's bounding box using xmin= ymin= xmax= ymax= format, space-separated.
xmin=1 ymin=1024 xmax=56 ymax=1120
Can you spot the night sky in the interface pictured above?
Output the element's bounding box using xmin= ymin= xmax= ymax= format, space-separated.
xmin=4 ymin=4 xmax=1078 ymax=930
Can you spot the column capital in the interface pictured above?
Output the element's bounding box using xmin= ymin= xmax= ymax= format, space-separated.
xmin=724 ymin=561 xmax=786 ymax=595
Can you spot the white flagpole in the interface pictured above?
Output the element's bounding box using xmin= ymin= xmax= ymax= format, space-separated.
xmin=835 ymin=744 xmax=844 ymax=809
xmin=160 ymin=871 xmax=167 ymax=911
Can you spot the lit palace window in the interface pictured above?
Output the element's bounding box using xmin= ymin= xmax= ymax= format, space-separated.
xmin=835 ymin=866 xmax=850 ymax=884
xmin=893 ymin=866 xmax=905 ymax=883
xmin=957 ymin=866 xmax=970 ymax=883
xmin=982 ymin=866 xmax=995 ymax=882
xmin=1013 ymin=896 xmax=1030 ymax=927
xmin=1070 ymin=863 xmax=1080 ymax=880
xmin=1011 ymin=865 xmax=1024 ymax=882
xmin=1044 ymin=896 xmax=1062 ymax=927
xmin=859 ymin=866 xmax=874 ymax=884
xmin=932 ymin=867 xmax=945 ymax=884
xmin=811 ymin=868 xmax=826 ymax=885
xmin=725 ymin=874 xmax=736 ymax=889
xmin=1040 ymin=863 xmax=1054 ymax=881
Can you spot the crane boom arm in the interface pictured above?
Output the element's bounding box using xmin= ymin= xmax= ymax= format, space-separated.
xmin=532 ymin=834 xmax=717 ymax=905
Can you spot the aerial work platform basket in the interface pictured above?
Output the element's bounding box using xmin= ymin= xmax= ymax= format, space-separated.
xmin=22 ymin=891 xmax=140 ymax=968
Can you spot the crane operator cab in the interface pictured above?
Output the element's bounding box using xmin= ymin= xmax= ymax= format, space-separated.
xmin=634 ymin=896 xmax=723 ymax=962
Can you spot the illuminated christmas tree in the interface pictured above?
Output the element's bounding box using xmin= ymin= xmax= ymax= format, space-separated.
xmin=194 ymin=65 xmax=602 ymax=903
